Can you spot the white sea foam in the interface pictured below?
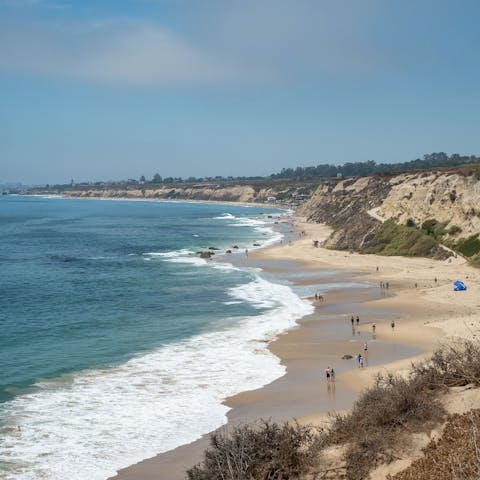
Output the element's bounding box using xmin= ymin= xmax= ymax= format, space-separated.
xmin=143 ymin=249 xmax=210 ymax=267
xmin=19 ymin=194 xmax=64 ymax=199
xmin=213 ymin=213 xmax=236 ymax=219
xmin=143 ymin=249 xmax=194 ymax=258
xmin=0 ymin=274 xmax=313 ymax=480
xmin=226 ymin=215 xmax=284 ymax=249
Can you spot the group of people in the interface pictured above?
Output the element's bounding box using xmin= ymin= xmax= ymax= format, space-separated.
xmin=350 ymin=315 xmax=360 ymax=327
xmin=325 ymin=366 xmax=335 ymax=382
xmin=321 ymin=270 xmax=401 ymax=384
xmin=314 ymin=292 xmax=325 ymax=303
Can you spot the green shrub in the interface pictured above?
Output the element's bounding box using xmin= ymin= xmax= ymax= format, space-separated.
xmin=455 ymin=234 xmax=480 ymax=257
xmin=447 ymin=225 xmax=462 ymax=235
xmin=421 ymin=218 xmax=438 ymax=236
xmin=362 ymin=220 xmax=441 ymax=258
xmin=405 ymin=218 xmax=416 ymax=227
xmin=421 ymin=218 xmax=447 ymax=240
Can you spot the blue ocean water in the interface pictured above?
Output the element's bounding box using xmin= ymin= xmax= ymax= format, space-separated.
xmin=0 ymin=196 xmax=313 ymax=480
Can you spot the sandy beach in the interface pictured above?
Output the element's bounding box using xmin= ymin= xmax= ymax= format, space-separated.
xmin=111 ymin=217 xmax=480 ymax=480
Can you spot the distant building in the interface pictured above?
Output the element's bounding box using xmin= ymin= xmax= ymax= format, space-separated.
xmin=294 ymin=194 xmax=310 ymax=201
xmin=266 ymin=196 xmax=276 ymax=203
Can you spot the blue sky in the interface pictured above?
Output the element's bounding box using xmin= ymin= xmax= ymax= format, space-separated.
xmin=1 ymin=0 xmax=480 ymax=184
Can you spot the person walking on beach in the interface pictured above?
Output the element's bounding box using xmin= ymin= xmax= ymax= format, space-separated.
xmin=372 ymin=323 xmax=376 ymax=333
xmin=363 ymin=342 xmax=368 ymax=357
xmin=351 ymin=315 xmax=355 ymax=327
xmin=245 ymin=249 xmax=249 ymax=258
xmin=357 ymin=353 xmax=363 ymax=368
xmin=325 ymin=366 xmax=331 ymax=383
xmin=330 ymin=367 xmax=335 ymax=382
xmin=356 ymin=315 xmax=360 ymax=326
xmin=391 ymin=320 xmax=395 ymax=330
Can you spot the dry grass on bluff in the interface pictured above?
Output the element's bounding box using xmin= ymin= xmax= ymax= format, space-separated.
xmin=186 ymin=340 xmax=480 ymax=480
xmin=389 ymin=409 xmax=480 ymax=480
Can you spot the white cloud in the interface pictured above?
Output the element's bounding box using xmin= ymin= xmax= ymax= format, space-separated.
xmin=0 ymin=1 xmax=392 ymax=87
xmin=0 ymin=20 xmax=277 ymax=86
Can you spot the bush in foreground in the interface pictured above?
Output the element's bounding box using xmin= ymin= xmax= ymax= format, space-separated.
xmin=390 ymin=409 xmax=480 ymax=480
xmin=186 ymin=420 xmax=322 ymax=480
xmin=329 ymin=373 xmax=444 ymax=480
xmin=187 ymin=341 xmax=480 ymax=480
xmin=412 ymin=339 xmax=480 ymax=387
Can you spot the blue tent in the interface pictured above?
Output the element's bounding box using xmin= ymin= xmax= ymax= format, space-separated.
xmin=453 ymin=280 xmax=467 ymax=291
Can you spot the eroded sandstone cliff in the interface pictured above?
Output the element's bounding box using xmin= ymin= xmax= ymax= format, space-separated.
xmin=298 ymin=168 xmax=480 ymax=256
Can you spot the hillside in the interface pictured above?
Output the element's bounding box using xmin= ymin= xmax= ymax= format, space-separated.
xmin=298 ymin=167 xmax=480 ymax=262
xmin=23 ymin=181 xmax=318 ymax=208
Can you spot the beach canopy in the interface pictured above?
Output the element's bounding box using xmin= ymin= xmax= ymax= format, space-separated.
xmin=453 ymin=280 xmax=467 ymax=291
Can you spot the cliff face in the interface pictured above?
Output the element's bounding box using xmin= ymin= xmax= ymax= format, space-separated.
xmin=298 ymin=170 xmax=480 ymax=253
xmin=378 ymin=172 xmax=480 ymax=237
xmin=48 ymin=182 xmax=317 ymax=206
xmin=297 ymin=176 xmax=392 ymax=250
xmin=66 ymin=185 xmax=264 ymax=203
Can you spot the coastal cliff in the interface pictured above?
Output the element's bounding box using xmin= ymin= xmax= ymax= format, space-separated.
xmin=64 ymin=185 xmax=262 ymax=203
xmin=28 ymin=182 xmax=318 ymax=207
xmin=298 ymin=167 xmax=480 ymax=260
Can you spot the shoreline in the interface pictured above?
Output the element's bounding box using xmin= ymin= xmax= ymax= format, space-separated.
xmin=12 ymin=193 xmax=293 ymax=211
xmin=257 ymin=220 xmax=480 ymax=394
xmin=110 ymin=216 xmax=480 ymax=480
xmin=112 ymin=267 xmax=413 ymax=480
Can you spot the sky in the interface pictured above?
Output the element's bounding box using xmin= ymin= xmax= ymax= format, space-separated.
xmin=1 ymin=0 xmax=480 ymax=184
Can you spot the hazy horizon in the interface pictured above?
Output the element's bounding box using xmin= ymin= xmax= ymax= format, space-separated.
xmin=2 ymin=0 xmax=480 ymax=184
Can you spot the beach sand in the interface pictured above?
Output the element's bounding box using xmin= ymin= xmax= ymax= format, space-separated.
xmin=111 ymin=218 xmax=480 ymax=480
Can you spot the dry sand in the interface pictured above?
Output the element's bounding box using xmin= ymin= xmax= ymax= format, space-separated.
xmin=111 ymin=217 xmax=480 ymax=480
xmin=261 ymin=218 xmax=480 ymax=397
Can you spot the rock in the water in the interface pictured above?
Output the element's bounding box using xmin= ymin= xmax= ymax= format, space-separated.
xmin=226 ymin=250 xmax=232 ymax=253
xmin=253 ymin=243 xmax=261 ymax=246
xmin=208 ymin=246 xmax=220 ymax=250
xmin=342 ymin=354 xmax=353 ymax=360
xmin=197 ymin=251 xmax=214 ymax=258
xmin=232 ymin=245 xmax=239 ymax=249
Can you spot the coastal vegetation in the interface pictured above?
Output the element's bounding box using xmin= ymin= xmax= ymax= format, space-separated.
xmin=401 ymin=217 xmax=480 ymax=265
xmin=186 ymin=421 xmax=320 ymax=480
xmin=361 ymin=220 xmax=444 ymax=258
xmin=269 ymin=152 xmax=480 ymax=181
xmin=187 ymin=340 xmax=480 ymax=480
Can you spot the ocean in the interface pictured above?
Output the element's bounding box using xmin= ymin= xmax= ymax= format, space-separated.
xmin=0 ymin=195 xmax=313 ymax=480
